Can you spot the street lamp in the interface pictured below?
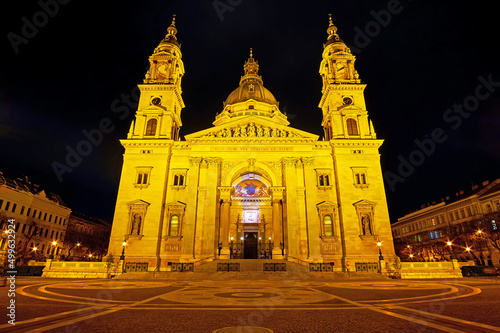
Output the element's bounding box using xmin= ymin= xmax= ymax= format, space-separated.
xmin=268 ymin=237 xmax=272 ymax=259
xmin=446 ymin=240 xmax=455 ymax=260
xmin=409 ymin=254 xmax=414 ymax=261
xmin=230 ymin=236 xmax=234 ymax=259
xmin=120 ymin=241 xmax=126 ymax=260
xmin=49 ymin=241 xmax=57 ymax=259
xmin=377 ymin=241 xmax=384 ymax=260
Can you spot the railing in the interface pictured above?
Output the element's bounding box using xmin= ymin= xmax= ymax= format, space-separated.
xmin=401 ymin=262 xmax=454 ymax=270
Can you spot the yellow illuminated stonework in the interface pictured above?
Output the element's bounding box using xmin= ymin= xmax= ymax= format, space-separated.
xmin=108 ymin=16 xmax=395 ymax=271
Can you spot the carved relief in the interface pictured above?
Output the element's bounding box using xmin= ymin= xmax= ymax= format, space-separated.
xmin=202 ymin=124 xmax=300 ymax=139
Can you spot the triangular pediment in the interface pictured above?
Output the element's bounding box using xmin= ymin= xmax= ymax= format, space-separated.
xmin=141 ymin=104 xmax=166 ymax=113
xmin=127 ymin=199 xmax=151 ymax=207
xmin=184 ymin=116 xmax=319 ymax=141
xmin=352 ymin=199 xmax=376 ymax=207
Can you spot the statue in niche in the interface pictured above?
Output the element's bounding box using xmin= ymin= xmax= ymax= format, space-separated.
xmin=263 ymin=126 xmax=270 ymax=137
xmin=240 ymin=124 xmax=248 ymax=137
xmin=131 ymin=213 xmax=142 ymax=235
xmin=361 ymin=213 xmax=372 ymax=235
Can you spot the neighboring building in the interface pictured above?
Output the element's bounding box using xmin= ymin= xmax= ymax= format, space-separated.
xmin=64 ymin=212 xmax=112 ymax=261
xmin=0 ymin=172 xmax=71 ymax=263
xmin=392 ymin=179 xmax=500 ymax=265
xmin=108 ymin=16 xmax=395 ymax=272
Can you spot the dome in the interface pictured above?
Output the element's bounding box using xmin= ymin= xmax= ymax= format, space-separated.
xmin=225 ymin=79 xmax=278 ymax=106
xmin=224 ymin=49 xmax=278 ymax=106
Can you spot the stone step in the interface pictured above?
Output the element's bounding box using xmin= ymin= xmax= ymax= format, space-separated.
xmin=115 ymin=260 xmax=388 ymax=280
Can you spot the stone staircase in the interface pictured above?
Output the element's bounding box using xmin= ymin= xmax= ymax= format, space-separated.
xmin=116 ymin=259 xmax=387 ymax=280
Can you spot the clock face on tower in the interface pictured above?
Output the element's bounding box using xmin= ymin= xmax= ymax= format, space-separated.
xmin=343 ymin=96 xmax=353 ymax=105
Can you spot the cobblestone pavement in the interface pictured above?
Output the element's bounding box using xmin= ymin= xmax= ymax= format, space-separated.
xmin=1 ymin=277 xmax=500 ymax=332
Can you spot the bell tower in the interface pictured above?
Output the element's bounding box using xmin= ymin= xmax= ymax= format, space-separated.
xmin=318 ymin=15 xmax=376 ymax=141
xmin=128 ymin=15 xmax=185 ymax=140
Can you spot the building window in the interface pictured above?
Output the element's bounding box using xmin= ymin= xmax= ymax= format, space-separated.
xmin=318 ymin=174 xmax=330 ymax=186
xmin=171 ymin=169 xmax=188 ymax=188
xmin=11 ymin=203 xmax=17 ymax=213
xmin=173 ymin=174 xmax=185 ymax=186
xmin=169 ymin=215 xmax=179 ymax=236
xmin=135 ymin=167 xmax=153 ymax=188
xmin=145 ymin=119 xmax=157 ymax=136
xmin=0 ymin=200 xmax=3 ymax=209
xmin=346 ymin=118 xmax=359 ymax=135
xmin=486 ymin=204 xmax=492 ymax=213
xmin=466 ymin=207 xmax=472 ymax=217
xmin=21 ymin=224 xmax=26 ymax=233
xmin=20 ymin=206 xmax=25 ymax=215
xmin=5 ymin=202 xmax=10 ymax=211
xmin=492 ymin=220 xmax=497 ymax=230
xmin=323 ymin=215 xmax=334 ymax=237
xmin=351 ymin=167 xmax=368 ymax=188
xmin=137 ymin=172 xmax=148 ymax=184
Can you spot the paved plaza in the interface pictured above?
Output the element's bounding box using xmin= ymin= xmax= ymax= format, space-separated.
xmin=2 ymin=275 xmax=500 ymax=332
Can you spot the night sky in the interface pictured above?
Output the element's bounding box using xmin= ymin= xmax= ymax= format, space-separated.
xmin=1 ymin=1 xmax=499 ymax=222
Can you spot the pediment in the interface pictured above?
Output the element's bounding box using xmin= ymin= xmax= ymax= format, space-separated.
xmin=184 ymin=116 xmax=319 ymax=141
xmin=352 ymin=199 xmax=376 ymax=208
xmin=127 ymin=199 xmax=151 ymax=207
xmin=317 ymin=201 xmax=337 ymax=210
xmin=141 ymin=105 xmax=166 ymax=113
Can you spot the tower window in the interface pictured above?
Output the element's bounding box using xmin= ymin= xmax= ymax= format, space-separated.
xmin=137 ymin=172 xmax=149 ymax=184
xmin=169 ymin=215 xmax=179 ymax=236
xmin=173 ymin=174 xmax=185 ymax=186
xmin=346 ymin=118 xmax=359 ymax=135
xmin=323 ymin=215 xmax=334 ymax=237
xmin=351 ymin=167 xmax=369 ymax=188
xmin=145 ymin=119 xmax=158 ymax=136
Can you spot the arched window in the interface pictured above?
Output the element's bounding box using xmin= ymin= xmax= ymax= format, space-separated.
xmin=323 ymin=215 xmax=333 ymax=237
xmin=346 ymin=118 xmax=359 ymax=135
xmin=169 ymin=215 xmax=179 ymax=236
xmin=145 ymin=119 xmax=157 ymax=136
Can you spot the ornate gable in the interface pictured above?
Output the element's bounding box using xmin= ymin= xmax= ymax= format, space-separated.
xmin=184 ymin=117 xmax=319 ymax=143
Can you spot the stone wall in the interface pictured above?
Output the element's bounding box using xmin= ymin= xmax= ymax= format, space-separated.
xmin=41 ymin=259 xmax=121 ymax=279
xmin=400 ymin=260 xmax=463 ymax=279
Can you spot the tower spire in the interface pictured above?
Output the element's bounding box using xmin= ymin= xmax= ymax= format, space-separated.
xmin=243 ymin=47 xmax=259 ymax=76
xmin=325 ymin=13 xmax=343 ymax=46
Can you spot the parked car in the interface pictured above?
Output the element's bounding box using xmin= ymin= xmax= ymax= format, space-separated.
xmin=460 ymin=265 xmax=499 ymax=277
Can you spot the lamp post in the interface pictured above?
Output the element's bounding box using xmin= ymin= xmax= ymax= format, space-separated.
xmin=230 ymin=236 xmax=234 ymax=259
xmin=409 ymin=254 xmax=414 ymax=262
xmin=120 ymin=241 xmax=126 ymax=260
xmin=268 ymin=237 xmax=272 ymax=259
xmin=49 ymin=241 xmax=57 ymax=259
xmin=447 ymin=240 xmax=455 ymax=260
xmin=377 ymin=241 xmax=384 ymax=260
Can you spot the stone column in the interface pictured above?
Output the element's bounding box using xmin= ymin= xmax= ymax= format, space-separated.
xmin=218 ymin=186 xmax=232 ymax=259
xmin=271 ymin=187 xmax=285 ymax=259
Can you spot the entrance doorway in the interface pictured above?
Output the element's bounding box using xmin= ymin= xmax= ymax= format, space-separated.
xmin=243 ymin=232 xmax=258 ymax=259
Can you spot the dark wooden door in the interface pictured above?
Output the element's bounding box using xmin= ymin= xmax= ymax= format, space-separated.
xmin=244 ymin=232 xmax=258 ymax=259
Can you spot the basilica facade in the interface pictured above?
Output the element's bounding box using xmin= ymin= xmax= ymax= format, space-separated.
xmin=108 ymin=16 xmax=395 ymax=272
